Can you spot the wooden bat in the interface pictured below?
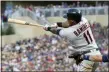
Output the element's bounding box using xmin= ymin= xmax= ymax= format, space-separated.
xmin=8 ymin=18 xmax=44 ymax=27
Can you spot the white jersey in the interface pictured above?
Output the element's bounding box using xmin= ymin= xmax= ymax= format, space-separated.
xmin=59 ymin=17 xmax=98 ymax=51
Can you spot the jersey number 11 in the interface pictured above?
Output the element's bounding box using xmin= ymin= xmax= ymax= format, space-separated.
xmin=83 ymin=30 xmax=93 ymax=44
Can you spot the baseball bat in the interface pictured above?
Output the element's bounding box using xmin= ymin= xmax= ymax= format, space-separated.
xmin=8 ymin=18 xmax=44 ymax=27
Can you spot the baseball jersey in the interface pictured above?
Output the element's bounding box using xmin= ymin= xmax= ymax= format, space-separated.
xmin=58 ymin=17 xmax=98 ymax=51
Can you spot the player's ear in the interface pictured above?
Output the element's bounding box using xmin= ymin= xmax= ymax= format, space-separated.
xmin=67 ymin=20 xmax=73 ymax=26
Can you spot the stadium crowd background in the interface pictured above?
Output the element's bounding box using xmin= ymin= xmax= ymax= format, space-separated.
xmin=2 ymin=1 xmax=108 ymax=18
xmin=1 ymin=1 xmax=108 ymax=71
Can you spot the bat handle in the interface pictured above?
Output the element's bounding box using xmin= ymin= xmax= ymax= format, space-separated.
xmin=2 ymin=15 xmax=8 ymax=22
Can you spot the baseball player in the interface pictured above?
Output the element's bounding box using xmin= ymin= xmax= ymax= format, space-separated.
xmin=43 ymin=9 xmax=101 ymax=72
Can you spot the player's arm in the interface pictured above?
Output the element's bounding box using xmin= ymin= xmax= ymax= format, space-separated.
xmin=56 ymin=21 xmax=70 ymax=28
xmin=43 ymin=27 xmax=62 ymax=35
xmin=43 ymin=26 xmax=67 ymax=37
xmin=51 ymin=21 xmax=70 ymax=28
xmin=82 ymin=54 xmax=109 ymax=62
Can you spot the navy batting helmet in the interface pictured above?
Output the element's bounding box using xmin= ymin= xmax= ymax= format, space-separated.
xmin=63 ymin=9 xmax=82 ymax=23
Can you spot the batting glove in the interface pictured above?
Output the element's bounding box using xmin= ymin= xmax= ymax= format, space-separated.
xmin=43 ymin=24 xmax=51 ymax=31
xmin=50 ymin=23 xmax=58 ymax=28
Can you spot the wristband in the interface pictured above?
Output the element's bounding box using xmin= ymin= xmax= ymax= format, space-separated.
xmin=102 ymin=55 xmax=108 ymax=62
xmin=83 ymin=55 xmax=90 ymax=60
xmin=47 ymin=27 xmax=51 ymax=31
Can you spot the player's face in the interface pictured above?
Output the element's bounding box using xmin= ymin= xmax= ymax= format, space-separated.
xmin=67 ymin=19 xmax=76 ymax=26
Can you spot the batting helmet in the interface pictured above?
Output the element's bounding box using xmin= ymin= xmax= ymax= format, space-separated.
xmin=63 ymin=9 xmax=82 ymax=23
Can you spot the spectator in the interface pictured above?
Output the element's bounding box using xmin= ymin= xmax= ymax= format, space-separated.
xmin=35 ymin=8 xmax=41 ymax=20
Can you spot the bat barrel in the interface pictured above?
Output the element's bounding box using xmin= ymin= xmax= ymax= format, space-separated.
xmin=2 ymin=14 xmax=44 ymax=27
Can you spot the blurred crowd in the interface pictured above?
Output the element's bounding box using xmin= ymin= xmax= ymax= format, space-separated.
xmin=3 ymin=1 xmax=108 ymax=18
xmin=1 ymin=21 xmax=109 ymax=71
xmin=23 ymin=1 xmax=108 ymax=9
xmin=40 ymin=1 xmax=108 ymax=9
xmin=1 ymin=35 xmax=72 ymax=71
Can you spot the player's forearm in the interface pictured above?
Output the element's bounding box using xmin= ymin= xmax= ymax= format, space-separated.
xmin=57 ymin=21 xmax=69 ymax=28
xmin=90 ymin=55 xmax=102 ymax=62
xmin=47 ymin=27 xmax=61 ymax=35
xmin=57 ymin=22 xmax=63 ymax=27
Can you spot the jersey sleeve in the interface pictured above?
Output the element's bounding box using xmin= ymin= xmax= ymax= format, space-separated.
xmin=58 ymin=28 xmax=73 ymax=38
xmin=58 ymin=29 xmax=66 ymax=37
xmin=58 ymin=29 xmax=68 ymax=37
